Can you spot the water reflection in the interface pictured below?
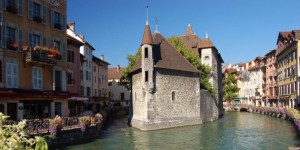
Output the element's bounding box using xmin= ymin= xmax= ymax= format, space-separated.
xmin=61 ymin=112 xmax=300 ymax=150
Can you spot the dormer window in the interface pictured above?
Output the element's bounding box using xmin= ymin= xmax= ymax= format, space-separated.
xmin=145 ymin=47 xmax=148 ymax=58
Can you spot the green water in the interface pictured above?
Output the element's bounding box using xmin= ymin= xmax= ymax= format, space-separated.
xmin=61 ymin=112 xmax=300 ymax=150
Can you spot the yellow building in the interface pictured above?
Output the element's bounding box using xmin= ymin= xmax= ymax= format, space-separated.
xmin=0 ymin=0 xmax=70 ymax=120
xmin=276 ymin=31 xmax=299 ymax=108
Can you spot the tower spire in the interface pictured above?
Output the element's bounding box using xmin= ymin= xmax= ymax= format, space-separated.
xmin=155 ymin=17 xmax=159 ymax=33
xmin=206 ymin=32 xmax=208 ymax=39
xmin=146 ymin=6 xmax=149 ymax=25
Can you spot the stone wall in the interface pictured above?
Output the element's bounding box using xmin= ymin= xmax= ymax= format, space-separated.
xmin=131 ymin=68 xmax=202 ymax=130
xmin=200 ymin=90 xmax=219 ymax=122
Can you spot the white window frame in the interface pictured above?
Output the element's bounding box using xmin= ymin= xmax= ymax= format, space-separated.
xmin=32 ymin=67 xmax=42 ymax=90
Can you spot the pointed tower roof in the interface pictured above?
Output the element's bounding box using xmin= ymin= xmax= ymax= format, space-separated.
xmin=185 ymin=24 xmax=194 ymax=36
xmin=198 ymin=37 xmax=214 ymax=48
xmin=141 ymin=24 xmax=154 ymax=45
xmin=132 ymin=32 xmax=200 ymax=74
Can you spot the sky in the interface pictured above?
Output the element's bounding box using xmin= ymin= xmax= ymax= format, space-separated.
xmin=67 ymin=0 xmax=300 ymax=67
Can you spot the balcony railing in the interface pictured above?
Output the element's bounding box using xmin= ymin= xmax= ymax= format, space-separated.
xmin=26 ymin=49 xmax=57 ymax=65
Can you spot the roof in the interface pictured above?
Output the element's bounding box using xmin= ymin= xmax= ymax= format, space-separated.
xmin=185 ymin=24 xmax=195 ymax=36
xmin=67 ymin=34 xmax=84 ymax=47
xmin=264 ymin=49 xmax=276 ymax=57
xmin=224 ymin=68 xmax=237 ymax=74
xmin=92 ymin=55 xmax=110 ymax=65
xmin=108 ymin=67 xmax=124 ymax=80
xmin=198 ymin=38 xmax=214 ymax=49
xmin=141 ymin=24 xmax=154 ymax=45
xmin=178 ymin=24 xmax=202 ymax=54
xmin=132 ymin=32 xmax=200 ymax=74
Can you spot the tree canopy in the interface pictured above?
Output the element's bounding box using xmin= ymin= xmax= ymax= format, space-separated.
xmin=223 ymin=73 xmax=239 ymax=102
xmin=122 ymin=36 xmax=215 ymax=95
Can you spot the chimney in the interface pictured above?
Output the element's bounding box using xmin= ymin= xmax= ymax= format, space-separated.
xmin=117 ymin=65 xmax=120 ymax=72
xmin=100 ymin=55 xmax=104 ymax=60
xmin=69 ymin=22 xmax=75 ymax=31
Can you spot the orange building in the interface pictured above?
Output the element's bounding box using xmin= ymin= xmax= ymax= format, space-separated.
xmin=0 ymin=0 xmax=71 ymax=120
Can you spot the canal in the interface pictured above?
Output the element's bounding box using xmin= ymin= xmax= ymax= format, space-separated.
xmin=60 ymin=112 xmax=300 ymax=150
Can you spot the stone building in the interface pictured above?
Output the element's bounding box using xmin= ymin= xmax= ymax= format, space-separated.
xmin=129 ymin=22 xmax=202 ymax=130
xmin=179 ymin=24 xmax=224 ymax=118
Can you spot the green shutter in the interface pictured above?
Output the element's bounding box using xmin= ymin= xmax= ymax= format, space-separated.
xmin=1 ymin=0 xmax=6 ymax=10
xmin=50 ymin=9 xmax=54 ymax=27
xmin=28 ymin=0 xmax=32 ymax=20
xmin=61 ymin=13 xmax=65 ymax=31
xmin=18 ymin=29 xmax=22 ymax=51
xmin=42 ymin=36 xmax=46 ymax=47
xmin=28 ymin=32 xmax=32 ymax=47
xmin=18 ymin=0 xmax=23 ymax=16
xmin=42 ymin=5 xmax=47 ymax=24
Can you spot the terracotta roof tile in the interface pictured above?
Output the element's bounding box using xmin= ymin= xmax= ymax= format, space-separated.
xmin=108 ymin=67 xmax=124 ymax=80
xmin=141 ymin=24 xmax=154 ymax=45
xmin=132 ymin=32 xmax=200 ymax=74
xmin=198 ymin=38 xmax=214 ymax=48
xmin=185 ymin=24 xmax=194 ymax=36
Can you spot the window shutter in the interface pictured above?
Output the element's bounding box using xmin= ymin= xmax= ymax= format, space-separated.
xmin=61 ymin=13 xmax=65 ymax=31
xmin=12 ymin=63 xmax=18 ymax=88
xmin=1 ymin=25 xmax=5 ymax=48
xmin=6 ymin=63 xmax=11 ymax=87
xmin=38 ymin=68 xmax=42 ymax=90
xmin=3 ymin=25 xmax=7 ymax=48
xmin=42 ymin=5 xmax=47 ymax=24
xmin=18 ymin=29 xmax=22 ymax=51
xmin=32 ymin=67 xmax=36 ymax=89
xmin=1 ymin=0 xmax=6 ymax=10
xmin=61 ymin=70 xmax=66 ymax=91
xmin=28 ymin=0 xmax=32 ymax=20
xmin=50 ymin=9 xmax=54 ymax=27
xmin=62 ymin=42 xmax=66 ymax=61
xmin=18 ymin=0 xmax=23 ymax=16
xmin=42 ymin=36 xmax=46 ymax=47
xmin=28 ymin=32 xmax=32 ymax=47
xmin=0 ymin=60 xmax=2 ymax=83
xmin=50 ymin=37 xmax=53 ymax=48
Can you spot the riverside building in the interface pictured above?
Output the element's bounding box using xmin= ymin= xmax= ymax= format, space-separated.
xmin=0 ymin=0 xmax=69 ymax=120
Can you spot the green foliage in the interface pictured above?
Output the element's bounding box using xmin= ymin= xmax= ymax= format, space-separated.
xmin=0 ymin=113 xmax=49 ymax=150
xmin=168 ymin=37 xmax=215 ymax=95
xmin=121 ymin=48 xmax=141 ymax=84
xmin=223 ymin=73 xmax=239 ymax=102
xmin=122 ymin=37 xmax=215 ymax=95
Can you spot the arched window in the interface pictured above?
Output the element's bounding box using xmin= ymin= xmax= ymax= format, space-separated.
xmin=172 ymin=91 xmax=175 ymax=101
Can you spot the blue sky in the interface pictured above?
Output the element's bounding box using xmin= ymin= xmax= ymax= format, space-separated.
xmin=68 ymin=0 xmax=300 ymax=67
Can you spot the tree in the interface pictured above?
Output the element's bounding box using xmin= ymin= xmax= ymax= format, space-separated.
xmin=223 ymin=73 xmax=239 ymax=103
xmin=122 ymin=37 xmax=215 ymax=95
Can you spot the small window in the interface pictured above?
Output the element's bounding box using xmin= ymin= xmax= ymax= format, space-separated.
xmin=145 ymin=71 xmax=148 ymax=82
xmin=205 ymin=56 xmax=209 ymax=60
xmin=145 ymin=47 xmax=148 ymax=58
xmin=172 ymin=91 xmax=175 ymax=101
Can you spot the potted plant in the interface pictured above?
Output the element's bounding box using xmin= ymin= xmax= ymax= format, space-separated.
xmin=48 ymin=115 xmax=62 ymax=135
xmin=79 ymin=116 xmax=90 ymax=132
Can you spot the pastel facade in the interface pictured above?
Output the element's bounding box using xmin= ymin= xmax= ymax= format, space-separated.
xmin=108 ymin=66 xmax=130 ymax=106
xmin=276 ymin=31 xmax=300 ymax=108
xmin=0 ymin=0 xmax=69 ymax=120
